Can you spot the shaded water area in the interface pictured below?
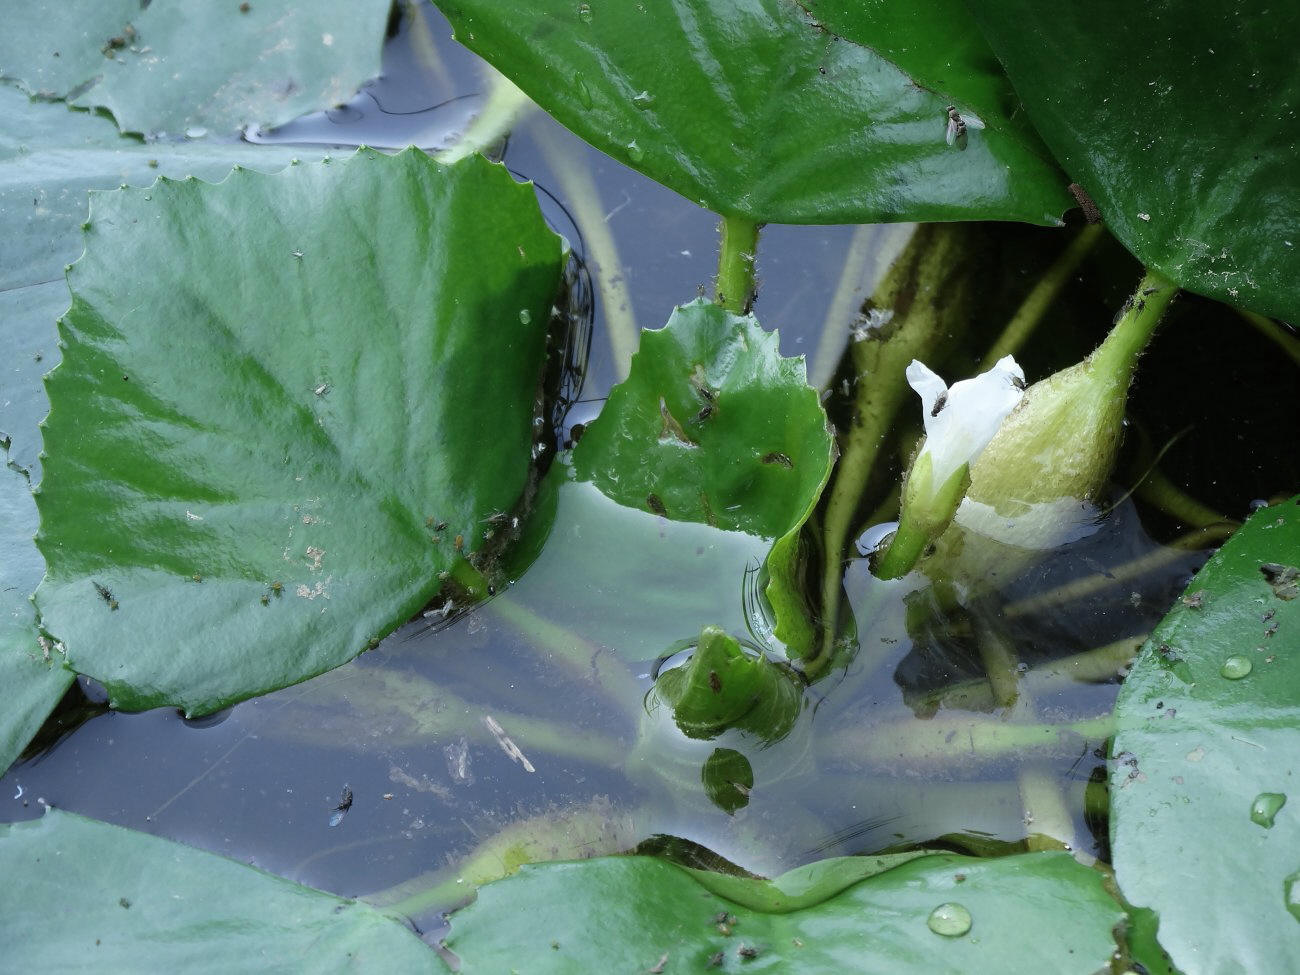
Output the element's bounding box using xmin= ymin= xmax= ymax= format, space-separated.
xmin=4 ymin=1 xmax=1298 ymax=941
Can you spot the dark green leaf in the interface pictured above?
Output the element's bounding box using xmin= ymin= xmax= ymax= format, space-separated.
xmin=654 ymin=625 xmax=801 ymax=741
xmin=1111 ymin=498 xmax=1300 ymax=973
xmin=35 ymin=149 xmax=564 ymax=715
xmin=0 ymin=808 xmax=444 ymax=972
xmin=435 ymin=0 xmax=1069 ymax=224
xmin=571 ymin=300 xmax=833 ymax=659
xmin=445 ymin=852 xmax=1124 ymax=972
xmin=0 ymin=87 xmax=319 ymax=478
xmin=0 ymin=458 xmax=72 ymax=777
xmin=969 ymin=2 xmax=1300 ymax=320
xmin=0 ymin=1 xmax=390 ymax=137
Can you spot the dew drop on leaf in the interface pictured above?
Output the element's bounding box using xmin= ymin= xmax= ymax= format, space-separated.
xmin=574 ymin=73 xmax=593 ymax=110
xmin=927 ymin=902 xmax=972 ymax=937
xmin=1220 ymin=655 xmax=1253 ymax=679
xmin=518 ymin=308 xmax=532 ymax=325
xmin=626 ymin=140 xmax=644 ymax=162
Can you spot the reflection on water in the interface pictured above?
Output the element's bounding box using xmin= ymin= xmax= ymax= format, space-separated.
xmin=2 ymin=0 xmax=1288 ymax=939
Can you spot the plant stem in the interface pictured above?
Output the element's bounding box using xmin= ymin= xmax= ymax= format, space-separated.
xmin=1135 ymin=466 xmax=1236 ymax=529
xmin=980 ymin=224 xmax=1104 ymax=370
xmin=1002 ymin=524 xmax=1232 ymax=619
xmin=534 ymin=125 xmax=640 ymax=379
xmin=1092 ymin=268 xmax=1177 ymax=375
xmin=715 ymin=214 xmax=760 ymax=313
xmin=1237 ymin=308 xmax=1300 ymax=368
xmin=972 ymin=615 xmax=1021 ymax=709
xmin=912 ymin=633 xmax=1147 ymax=715
xmin=487 ymin=595 xmax=646 ymax=724
xmin=434 ymin=68 xmax=533 ymax=165
xmin=810 ymin=224 xmax=982 ymax=672
xmin=820 ymin=713 xmax=1113 ymax=768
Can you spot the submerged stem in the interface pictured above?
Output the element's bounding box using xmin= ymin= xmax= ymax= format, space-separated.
xmin=534 ymin=126 xmax=639 ymax=378
xmin=980 ymin=224 xmax=1104 ymax=370
xmin=715 ymin=214 xmax=760 ymax=313
xmin=1237 ymin=308 xmax=1300 ymax=369
xmin=434 ymin=68 xmax=533 ymax=166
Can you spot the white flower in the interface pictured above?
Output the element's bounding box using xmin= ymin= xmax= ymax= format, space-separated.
xmin=874 ymin=355 xmax=1025 ymax=579
xmin=906 ymin=354 xmax=1025 ymax=491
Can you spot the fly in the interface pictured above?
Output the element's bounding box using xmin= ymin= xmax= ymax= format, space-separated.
xmin=945 ymin=105 xmax=967 ymax=150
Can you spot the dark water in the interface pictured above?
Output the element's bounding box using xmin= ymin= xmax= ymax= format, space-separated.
xmin=4 ymin=0 xmax=1296 ymax=936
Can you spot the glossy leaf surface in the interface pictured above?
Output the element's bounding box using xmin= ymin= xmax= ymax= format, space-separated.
xmin=0 ymin=88 xmax=319 ymax=479
xmin=970 ymin=1 xmax=1300 ymax=321
xmin=0 ymin=809 xmax=443 ymax=972
xmin=0 ymin=0 xmax=389 ymax=137
xmin=35 ymin=149 xmax=563 ymax=715
xmin=0 ymin=459 xmax=72 ymax=778
xmin=435 ymin=0 xmax=1069 ymax=224
xmin=1111 ymin=499 xmax=1300 ymax=973
xmin=571 ymin=301 xmax=833 ymax=658
xmin=446 ymin=852 xmax=1123 ymax=972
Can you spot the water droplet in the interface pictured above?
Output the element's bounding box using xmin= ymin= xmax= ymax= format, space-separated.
xmin=1221 ymin=655 xmax=1253 ymax=679
xmin=518 ymin=308 xmax=532 ymax=325
xmin=574 ymin=73 xmax=594 ymax=110
xmin=1252 ymin=792 xmax=1287 ymax=828
xmin=577 ymin=3 xmax=593 ymax=22
xmin=1285 ymin=871 xmax=1300 ymax=922
xmin=632 ymin=90 xmax=655 ymax=109
xmin=927 ymin=902 xmax=971 ymax=937
xmin=626 ymin=140 xmax=644 ymax=162
xmin=184 ymin=126 xmax=208 ymax=140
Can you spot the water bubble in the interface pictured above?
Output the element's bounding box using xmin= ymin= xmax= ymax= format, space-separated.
xmin=927 ymin=902 xmax=972 ymax=937
xmin=1251 ymin=792 xmax=1287 ymax=828
xmin=518 ymin=308 xmax=532 ymax=325
xmin=1221 ymin=655 xmax=1253 ymax=679
xmin=184 ymin=126 xmax=208 ymax=140
xmin=626 ymin=140 xmax=644 ymax=162
xmin=577 ymin=2 xmax=593 ymax=22
xmin=574 ymin=73 xmax=594 ymax=110
xmin=1285 ymin=871 xmax=1300 ymax=923
xmin=632 ymin=90 xmax=656 ymax=109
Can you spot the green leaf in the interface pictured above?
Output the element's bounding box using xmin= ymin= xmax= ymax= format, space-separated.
xmin=0 ymin=808 xmax=444 ymax=972
xmin=445 ymin=852 xmax=1124 ymax=972
xmin=1110 ymin=498 xmax=1300 ymax=973
xmin=571 ymin=300 xmax=833 ymax=659
xmin=434 ymin=0 xmax=1069 ymax=224
xmin=35 ymin=149 xmax=564 ymax=715
xmin=654 ymin=625 xmax=801 ymax=741
xmin=0 ymin=1 xmax=390 ymax=137
xmin=969 ymin=2 xmax=1300 ymax=321
xmin=0 ymin=87 xmax=320 ymax=477
xmin=0 ymin=458 xmax=72 ymax=777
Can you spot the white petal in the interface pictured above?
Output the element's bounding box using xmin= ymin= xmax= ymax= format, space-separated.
xmin=909 ymin=356 xmax=1025 ymax=488
xmin=905 ymin=359 xmax=949 ymax=433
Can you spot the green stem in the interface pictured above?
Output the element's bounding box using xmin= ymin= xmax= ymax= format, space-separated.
xmin=1135 ymin=466 xmax=1237 ymax=529
xmin=1092 ymin=269 xmax=1177 ymax=376
xmin=980 ymin=224 xmax=1104 ymax=370
xmin=534 ymin=126 xmax=639 ymax=379
xmin=715 ymin=214 xmax=760 ymax=313
xmin=434 ymin=68 xmax=533 ymax=165
xmin=811 ymin=225 xmax=983 ymax=671
xmin=1238 ymin=308 xmax=1300 ymax=369
xmin=972 ymin=615 xmax=1021 ymax=709
xmin=821 ymin=713 xmax=1114 ymax=767
xmin=1003 ymin=524 xmax=1233 ymax=619
xmin=487 ymin=596 xmax=646 ymax=724
xmin=915 ymin=633 xmax=1147 ymax=715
